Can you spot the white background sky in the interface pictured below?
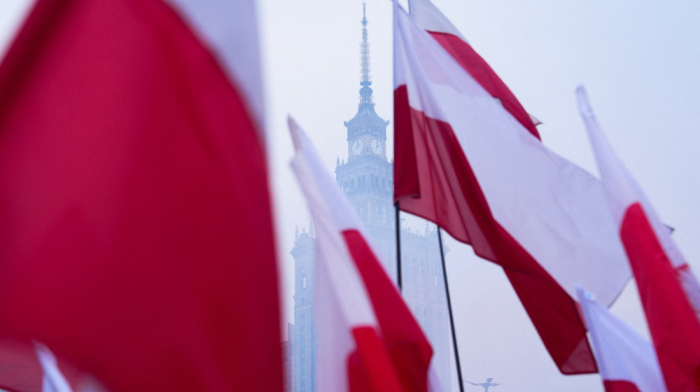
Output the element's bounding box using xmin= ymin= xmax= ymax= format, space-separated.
xmin=2 ymin=1 xmax=700 ymax=391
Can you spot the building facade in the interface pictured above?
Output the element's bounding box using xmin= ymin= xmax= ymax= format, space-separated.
xmin=290 ymin=4 xmax=452 ymax=391
xmin=290 ymin=226 xmax=316 ymax=392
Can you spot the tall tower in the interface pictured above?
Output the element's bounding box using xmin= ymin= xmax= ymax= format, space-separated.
xmin=336 ymin=5 xmax=452 ymax=389
xmin=336 ymin=3 xmax=396 ymax=274
xmin=290 ymin=4 xmax=452 ymax=391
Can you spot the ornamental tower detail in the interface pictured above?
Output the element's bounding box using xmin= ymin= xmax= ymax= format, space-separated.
xmin=336 ymin=5 xmax=394 ymax=272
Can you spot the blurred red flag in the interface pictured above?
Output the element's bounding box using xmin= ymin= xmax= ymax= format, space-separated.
xmin=578 ymin=87 xmax=700 ymax=392
xmin=0 ymin=0 xmax=283 ymax=391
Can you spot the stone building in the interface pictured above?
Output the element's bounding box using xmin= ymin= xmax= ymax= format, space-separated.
xmin=290 ymin=226 xmax=316 ymax=392
xmin=290 ymin=4 xmax=452 ymax=391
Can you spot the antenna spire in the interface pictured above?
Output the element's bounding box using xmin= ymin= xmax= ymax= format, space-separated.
xmin=359 ymin=2 xmax=373 ymax=108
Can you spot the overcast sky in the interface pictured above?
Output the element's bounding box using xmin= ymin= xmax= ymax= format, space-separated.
xmin=2 ymin=1 xmax=700 ymax=391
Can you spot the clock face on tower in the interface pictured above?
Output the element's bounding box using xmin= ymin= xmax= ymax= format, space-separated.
xmin=352 ymin=139 xmax=364 ymax=155
xmin=371 ymin=138 xmax=382 ymax=155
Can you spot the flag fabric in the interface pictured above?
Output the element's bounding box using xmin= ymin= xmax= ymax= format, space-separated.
xmin=577 ymin=287 xmax=667 ymax=392
xmin=407 ymin=0 xmax=540 ymax=138
xmin=0 ymin=1 xmax=282 ymax=391
xmin=393 ymin=1 xmax=631 ymax=374
xmin=0 ymin=340 xmax=84 ymax=392
xmin=577 ymin=87 xmax=700 ymax=392
xmin=289 ymin=117 xmax=433 ymax=392
xmin=0 ymin=339 xmax=45 ymax=392
xmin=34 ymin=342 xmax=79 ymax=392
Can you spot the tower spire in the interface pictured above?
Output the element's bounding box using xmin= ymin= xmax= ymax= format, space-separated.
xmin=359 ymin=2 xmax=373 ymax=108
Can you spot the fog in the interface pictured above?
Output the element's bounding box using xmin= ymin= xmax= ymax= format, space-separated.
xmin=264 ymin=1 xmax=700 ymax=391
xmin=2 ymin=1 xmax=700 ymax=391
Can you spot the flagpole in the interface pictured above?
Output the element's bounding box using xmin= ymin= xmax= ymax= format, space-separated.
xmin=438 ymin=227 xmax=465 ymax=392
xmin=395 ymin=201 xmax=402 ymax=291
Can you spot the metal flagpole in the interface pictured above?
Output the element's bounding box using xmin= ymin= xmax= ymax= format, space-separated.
xmin=438 ymin=227 xmax=465 ymax=392
xmin=395 ymin=201 xmax=402 ymax=291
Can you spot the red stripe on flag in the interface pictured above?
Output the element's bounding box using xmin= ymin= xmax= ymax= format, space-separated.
xmin=394 ymin=85 xmax=421 ymax=201
xmin=0 ymin=0 xmax=282 ymax=391
xmin=56 ymin=355 xmax=87 ymax=392
xmin=342 ymin=230 xmax=433 ymax=392
xmin=348 ymin=326 xmax=404 ymax=392
xmin=426 ymin=32 xmax=540 ymax=140
xmin=394 ymin=85 xmax=494 ymax=257
xmin=602 ymin=380 xmax=643 ymax=392
xmin=620 ymin=203 xmax=700 ymax=392
xmin=394 ymin=85 xmax=596 ymax=374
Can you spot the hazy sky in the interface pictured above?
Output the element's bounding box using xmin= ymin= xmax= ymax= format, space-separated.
xmin=2 ymin=1 xmax=700 ymax=391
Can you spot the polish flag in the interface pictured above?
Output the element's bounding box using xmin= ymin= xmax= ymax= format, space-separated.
xmin=577 ymin=287 xmax=667 ymax=392
xmin=0 ymin=0 xmax=282 ymax=391
xmin=577 ymin=87 xmax=700 ymax=392
xmin=407 ymin=0 xmax=540 ymax=139
xmin=289 ymin=118 xmax=433 ymax=392
xmin=393 ymin=2 xmax=631 ymax=374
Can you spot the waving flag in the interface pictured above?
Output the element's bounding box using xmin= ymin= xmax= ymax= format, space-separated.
xmin=289 ymin=118 xmax=405 ymax=392
xmin=407 ymin=0 xmax=540 ymax=138
xmin=393 ymin=1 xmax=631 ymax=374
xmin=0 ymin=0 xmax=282 ymax=391
xmin=577 ymin=287 xmax=667 ymax=392
xmin=577 ymin=87 xmax=700 ymax=392
xmin=289 ymin=117 xmax=433 ymax=392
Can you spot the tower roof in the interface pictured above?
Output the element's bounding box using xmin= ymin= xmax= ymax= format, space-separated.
xmin=344 ymin=2 xmax=389 ymax=137
xmin=360 ymin=2 xmax=371 ymax=89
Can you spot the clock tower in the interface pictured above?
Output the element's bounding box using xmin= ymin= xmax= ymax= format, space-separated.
xmin=290 ymin=4 xmax=452 ymax=392
xmin=336 ymin=3 xmax=393 ymax=255
xmin=346 ymin=2 xmax=388 ymax=163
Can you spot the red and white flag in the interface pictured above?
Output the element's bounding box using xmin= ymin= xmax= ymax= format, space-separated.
xmin=0 ymin=0 xmax=282 ymax=391
xmin=407 ymin=0 xmax=540 ymax=138
xmin=577 ymin=287 xmax=667 ymax=392
xmin=393 ymin=0 xmax=631 ymax=374
xmin=289 ymin=117 xmax=433 ymax=392
xmin=577 ymin=87 xmax=700 ymax=392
